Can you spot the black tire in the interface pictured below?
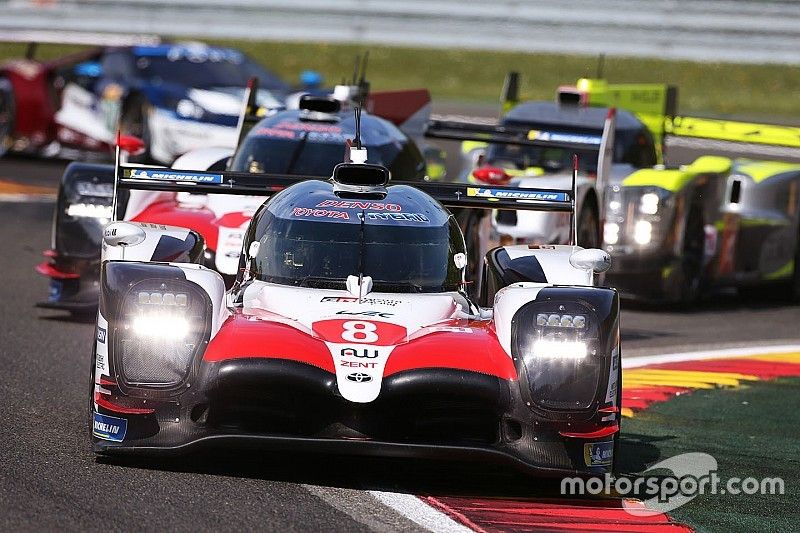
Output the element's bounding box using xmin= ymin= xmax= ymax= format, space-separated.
xmin=0 ymin=77 xmax=15 ymax=157
xmin=612 ymin=356 xmax=623 ymax=475
xmin=119 ymin=95 xmax=152 ymax=163
xmin=676 ymin=204 xmax=704 ymax=303
xmin=576 ymin=202 xmax=600 ymax=249
xmin=88 ymin=328 xmax=97 ymax=443
xmin=789 ymin=228 xmax=800 ymax=301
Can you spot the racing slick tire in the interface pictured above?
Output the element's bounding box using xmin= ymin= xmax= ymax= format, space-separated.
xmin=576 ymin=200 xmax=600 ymax=249
xmin=0 ymin=77 xmax=14 ymax=157
xmin=120 ymin=94 xmax=152 ymax=163
xmin=791 ymin=235 xmax=800 ymax=302
xmin=673 ymin=203 xmax=704 ymax=304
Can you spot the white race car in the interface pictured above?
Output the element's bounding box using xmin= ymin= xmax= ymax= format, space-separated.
xmin=89 ymin=147 xmax=623 ymax=476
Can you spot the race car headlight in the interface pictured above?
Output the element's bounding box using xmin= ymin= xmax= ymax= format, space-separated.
xmin=603 ymin=222 xmax=620 ymax=245
xmin=117 ymin=281 xmax=211 ymax=388
xmin=65 ymin=202 xmax=114 ymax=220
xmin=513 ymin=301 xmax=604 ymax=411
xmin=639 ymin=192 xmax=660 ymax=215
xmin=633 ymin=220 xmax=652 ymax=245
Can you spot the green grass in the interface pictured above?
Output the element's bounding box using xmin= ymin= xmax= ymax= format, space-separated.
xmin=621 ymin=378 xmax=800 ymax=532
xmin=3 ymin=40 xmax=800 ymax=120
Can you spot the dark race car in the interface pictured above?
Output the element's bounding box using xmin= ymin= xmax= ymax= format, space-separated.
xmin=37 ymin=91 xmax=430 ymax=314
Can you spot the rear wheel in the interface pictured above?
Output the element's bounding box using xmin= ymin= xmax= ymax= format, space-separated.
xmin=675 ymin=204 xmax=704 ymax=303
xmin=576 ymin=203 xmax=600 ymax=249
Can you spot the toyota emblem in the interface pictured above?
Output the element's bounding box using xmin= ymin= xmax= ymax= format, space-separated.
xmin=346 ymin=372 xmax=373 ymax=383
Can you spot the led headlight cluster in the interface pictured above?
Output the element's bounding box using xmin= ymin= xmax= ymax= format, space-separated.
xmin=536 ymin=313 xmax=586 ymax=329
xmin=118 ymin=282 xmax=210 ymax=387
xmin=513 ymin=300 xmax=603 ymax=411
xmin=65 ymin=203 xmax=114 ymax=220
xmin=603 ymin=186 xmax=673 ymax=248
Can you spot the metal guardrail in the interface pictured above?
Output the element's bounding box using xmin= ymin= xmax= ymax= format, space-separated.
xmin=2 ymin=0 xmax=800 ymax=64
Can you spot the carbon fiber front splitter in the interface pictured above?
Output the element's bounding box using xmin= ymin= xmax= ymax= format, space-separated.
xmin=94 ymin=432 xmax=602 ymax=478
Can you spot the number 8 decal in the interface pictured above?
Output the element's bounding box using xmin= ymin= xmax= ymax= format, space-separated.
xmin=341 ymin=321 xmax=379 ymax=343
xmin=312 ymin=319 xmax=407 ymax=346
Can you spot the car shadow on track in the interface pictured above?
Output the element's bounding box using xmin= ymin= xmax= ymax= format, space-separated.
xmin=94 ymin=433 xmax=665 ymax=500
xmin=98 ymin=447 xmax=598 ymax=499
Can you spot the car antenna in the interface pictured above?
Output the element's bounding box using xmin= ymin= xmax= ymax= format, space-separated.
xmin=570 ymin=154 xmax=578 ymax=246
xmin=358 ymin=51 xmax=369 ymax=85
xmin=349 ymin=106 xmax=368 ymax=164
xmin=357 ymin=51 xmax=370 ymax=101
xmin=352 ymin=54 xmax=360 ymax=86
xmin=355 ymin=106 xmax=362 ymax=150
xmin=596 ymin=53 xmax=605 ymax=79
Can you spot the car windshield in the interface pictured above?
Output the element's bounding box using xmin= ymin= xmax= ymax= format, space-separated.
xmin=230 ymin=136 xmax=404 ymax=176
xmin=486 ymin=128 xmax=652 ymax=172
xmin=135 ymin=50 xmax=287 ymax=91
xmin=247 ymin=206 xmax=464 ymax=293
xmin=487 ymin=144 xmax=601 ymax=173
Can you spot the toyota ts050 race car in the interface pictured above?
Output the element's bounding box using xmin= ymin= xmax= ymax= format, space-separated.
xmin=560 ymin=77 xmax=800 ymax=302
xmin=89 ymin=152 xmax=621 ymax=476
xmin=36 ymin=87 xmax=432 ymax=314
xmin=0 ymin=38 xmax=293 ymax=163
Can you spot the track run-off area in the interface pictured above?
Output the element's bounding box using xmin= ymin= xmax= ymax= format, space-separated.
xmin=1 ymin=153 xmax=798 ymax=532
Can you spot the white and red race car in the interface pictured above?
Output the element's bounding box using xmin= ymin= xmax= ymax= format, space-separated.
xmin=90 ymin=154 xmax=622 ymax=476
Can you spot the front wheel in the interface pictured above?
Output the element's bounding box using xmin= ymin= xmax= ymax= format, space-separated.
xmin=576 ymin=205 xmax=600 ymax=249
xmin=675 ymin=205 xmax=704 ymax=303
xmin=0 ymin=77 xmax=15 ymax=157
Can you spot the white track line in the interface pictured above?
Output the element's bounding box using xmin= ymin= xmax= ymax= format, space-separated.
xmin=0 ymin=193 xmax=55 ymax=203
xmin=624 ymin=343 xmax=800 ymax=369
xmin=369 ymin=491 xmax=474 ymax=533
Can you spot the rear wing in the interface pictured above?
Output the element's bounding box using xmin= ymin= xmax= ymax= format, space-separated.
xmin=559 ymin=76 xmax=800 ymax=155
xmin=424 ymin=109 xmax=617 ymax=193
xmin=113 ymin=165 xmax=574 ymax=214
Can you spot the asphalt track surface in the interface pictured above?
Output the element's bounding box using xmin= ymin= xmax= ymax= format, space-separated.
xmin=1 ymin=139 xmax=799 ymax=531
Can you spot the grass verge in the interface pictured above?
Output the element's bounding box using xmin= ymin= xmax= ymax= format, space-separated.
xmin=1 ymin=40 xmax=800 ymax=120
xmin=620 ymin=377 xmax=800 ymax=532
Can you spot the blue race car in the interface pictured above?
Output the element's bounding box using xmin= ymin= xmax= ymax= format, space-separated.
xmin=51 ymin=42 xmax=293 ymax=163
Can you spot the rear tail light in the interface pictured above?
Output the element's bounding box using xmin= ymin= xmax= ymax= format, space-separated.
xmin=472 ymin=166 xmax=511 ymax=185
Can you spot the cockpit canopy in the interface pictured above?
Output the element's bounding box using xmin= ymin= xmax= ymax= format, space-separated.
xmin=229 ymin=109 xmax=426 ymax=179
xmin=239 ymin=180 xmax=466 ymax=293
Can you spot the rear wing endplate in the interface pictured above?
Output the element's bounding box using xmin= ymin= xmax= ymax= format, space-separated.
xmin=114 ymin=165 xmax=574 ymax=214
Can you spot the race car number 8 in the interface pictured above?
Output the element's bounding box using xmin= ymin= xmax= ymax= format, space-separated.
xmin=312 ymin=319 xmax=407 ymax=346
xmin=341 ymin=321 xmax=378 ymax=343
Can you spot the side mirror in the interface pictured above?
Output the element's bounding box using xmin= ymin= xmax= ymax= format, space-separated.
xmin=103 ymin=222 xmax=146 ymax=247
xmin=569 ymin=248 xmax=611 ymax=273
